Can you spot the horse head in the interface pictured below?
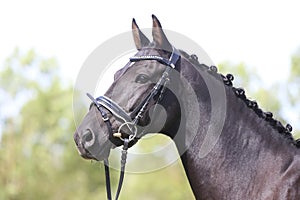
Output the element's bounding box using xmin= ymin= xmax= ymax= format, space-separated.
xmin=74 ymin=15 xmax=182 ymax=161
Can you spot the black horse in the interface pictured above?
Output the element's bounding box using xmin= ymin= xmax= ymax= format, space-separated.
xmin=74 ymin=15 xmax=300 ymax=199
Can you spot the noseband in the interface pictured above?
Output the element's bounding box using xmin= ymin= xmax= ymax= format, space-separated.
xmin=87 ymin=47 xmax=180 ymax=200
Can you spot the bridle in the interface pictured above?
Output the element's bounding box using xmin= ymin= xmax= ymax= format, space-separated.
xmin=86 ymin=46 xmax=180 ymax=200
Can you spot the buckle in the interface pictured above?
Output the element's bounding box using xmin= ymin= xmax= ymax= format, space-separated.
xmin=102 ymin=116 xmax=109 ymax=122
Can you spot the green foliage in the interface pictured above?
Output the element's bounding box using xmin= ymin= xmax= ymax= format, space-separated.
xmin=219 ymin=59 xmax=300 ymax=139
xmin=20 ymin=49 xmax=36 ymax=66
xmin=252 ymin=86 xmax=282 ymax=119
xmin=121 ymin=158 xmax=193 ymax=200
xmin=290 ymin=49 xmax=300 ymax=80
xmin=0 ymin=49 xmax=109 ymax=200
xmin=288 ymin=49 xmax=300 ymax=138
xmin=218 ymin=61 xmax=257 ymax=87
xmin=218 ymin=61 xmax=281 ymax=113
xmin=118 ymin=135 xmax=194 ymax=199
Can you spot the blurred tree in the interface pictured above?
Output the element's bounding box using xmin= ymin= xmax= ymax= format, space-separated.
xmin=120 ymin=140 xmax=194 ymax=199
xmin=218 ymin=61 xmax=281 ymax=116
xmin=288 ymin=48 xmax=300 ymax=138
xmin=219 ymin=59 xmax=299 ymax=139
xmin=0 ymin=48 xmax=113 ymax=200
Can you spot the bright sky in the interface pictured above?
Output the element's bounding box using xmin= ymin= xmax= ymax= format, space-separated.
xmin=1 ymin=0 xmax=300 ymax=82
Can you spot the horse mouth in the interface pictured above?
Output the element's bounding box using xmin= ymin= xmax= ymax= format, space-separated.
xmin=79 ymin=148 xmax=98 ymax=160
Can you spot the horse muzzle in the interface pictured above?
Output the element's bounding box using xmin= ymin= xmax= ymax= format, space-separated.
xmin=73 ymin=105 xmax=114 ymax=161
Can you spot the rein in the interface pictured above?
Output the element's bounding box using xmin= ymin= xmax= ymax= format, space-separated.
xmin=86 ymin=47 xmax=180 ymax=200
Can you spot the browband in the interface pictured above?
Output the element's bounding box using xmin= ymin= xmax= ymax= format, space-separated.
xmin=130 ymin=46 xmax=180 ymax=69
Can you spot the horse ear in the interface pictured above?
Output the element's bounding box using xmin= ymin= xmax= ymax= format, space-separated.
xmin=152 ymin=14 xmax=172 ymax=51
xmin=132 ymin=18 xmax=150 ymax=50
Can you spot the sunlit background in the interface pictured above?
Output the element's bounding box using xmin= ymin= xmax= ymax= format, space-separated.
xmin=1 ymin=0 xmax=300 ymax=199
xmin=1 ymin=1 xmax=300 ymax=81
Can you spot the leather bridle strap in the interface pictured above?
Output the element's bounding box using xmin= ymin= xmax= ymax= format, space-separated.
xmin=86 ymin=46 xmax=180 ymax=200
xmin=103 ymin=138 xmax=129 ymax=200
xmin=86 ymin=94 xmax=132 ymax=200
xmin=87 ymin=93 xmax=113 ymax=137
xmin=103 ymin=159 xmax=112 ymax=200
xmin=86 ymin=93 xmax=116 ymax=199
xmin=130 ymin=66 xmax=172 ymax=124
xmin=130 ymin=46 xmax=180 ymax=69
xmin=129 ymin=47 xmax=180 ymax=124
xmin=96 ymin=96 xmax=132 ymax=123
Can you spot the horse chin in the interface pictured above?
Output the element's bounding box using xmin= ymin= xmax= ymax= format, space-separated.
xmin=87 ymin=138 xmax=115 ymax=161
xmin=83 ymin=144 xmax=112 ymax=161
xmin=74 ymin=131 xmax=114 ymax=161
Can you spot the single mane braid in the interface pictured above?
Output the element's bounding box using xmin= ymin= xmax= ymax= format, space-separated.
xmin=179 ymin=50 xmax=299 ymax=147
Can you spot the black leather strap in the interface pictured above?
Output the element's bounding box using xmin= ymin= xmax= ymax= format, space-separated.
xmin=103 ymin=138 xmax=129 ymax=200
xmin=86 ymin=46 xmax=181 ymax=200
xmin=96 ymin=96 xmax=132 ymax=123
xmin=130 ymin=46 xmax=180 ymax=69
xmin=104 ymin=159 xmax=112 ymax=200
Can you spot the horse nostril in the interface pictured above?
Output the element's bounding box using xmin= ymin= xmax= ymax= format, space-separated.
xmin=85 ymin=132 xmax=93 ymax=142
xmin=83 ymin=129 xmax=95 ymax=147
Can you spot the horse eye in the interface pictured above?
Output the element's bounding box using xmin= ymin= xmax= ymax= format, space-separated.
xmin=135 ymin=74 xmax=149 ymax=84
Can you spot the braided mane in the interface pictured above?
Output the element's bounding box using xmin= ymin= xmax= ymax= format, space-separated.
xmin=179 ymin=50 xmax=300 ymax=148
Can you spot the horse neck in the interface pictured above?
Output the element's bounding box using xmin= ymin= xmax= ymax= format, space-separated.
xmin=170 ymin=57 xmax=299 ymax=199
